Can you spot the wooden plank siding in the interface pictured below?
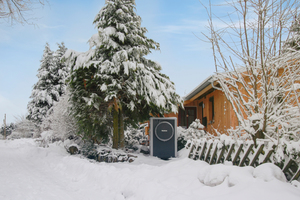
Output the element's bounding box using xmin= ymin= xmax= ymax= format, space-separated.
xmin=183 ymin=88 xmax=238 ymax=134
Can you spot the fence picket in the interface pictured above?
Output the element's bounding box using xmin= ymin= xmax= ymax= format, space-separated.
xmin=204 ymin=142 xmax=213 ymax=162
xmin=291 ymin=167 xmax=300 ymax=182
xmin=209 ymin=143 xmax=218 ymax=165
xmin=239 ymin=143 xmax=254 ymax=167
xmin=262 ymin=148 xmax=274 ymax=164
xmin=188 ymin=138 xmax=299 ymax=181
xmin=216 ymin=146 xmax=226 ymax=164
xmin=250 ymin=143 xmax=264 ymax=167
xmin=225 ymin=143 xmax=235 ymax=161
xmin=188 ymin=144 xmax=196 ymax=159
xmin=199 ymin=141 xmax=207 ymax=160
xmin=232 ymin=144 xmax=243 ymax=166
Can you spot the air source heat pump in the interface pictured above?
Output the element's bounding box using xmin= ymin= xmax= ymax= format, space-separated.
xmin=150 ymin=117 xmax=177 ymax=159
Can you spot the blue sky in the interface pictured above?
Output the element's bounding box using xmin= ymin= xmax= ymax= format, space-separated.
xmin=0 ymin=0 xmax=222 ymax=124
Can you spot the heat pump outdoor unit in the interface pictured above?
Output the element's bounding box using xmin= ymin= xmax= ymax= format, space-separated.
xmin=150 ymin=117 xmax=177 ymax=159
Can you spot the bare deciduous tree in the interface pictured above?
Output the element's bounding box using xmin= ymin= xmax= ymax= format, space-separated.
xmin=0 ymin=0 xmax=47 ymax=25
xmin=201 ymin=0 xmax=300 ymax=148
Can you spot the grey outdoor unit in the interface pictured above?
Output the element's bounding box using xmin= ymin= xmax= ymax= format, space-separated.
xmin=150 ymin=117 xmax=177 ymax=159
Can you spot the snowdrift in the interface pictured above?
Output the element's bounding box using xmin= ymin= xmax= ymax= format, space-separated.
xmin=0 ymin=139 xmax=299 ymax=200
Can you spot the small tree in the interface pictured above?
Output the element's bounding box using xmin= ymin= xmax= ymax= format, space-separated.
xmin=202 ymin=0 xmax=300 ymax=146
xmin=66 ymin=0 xmax=182 ymax=149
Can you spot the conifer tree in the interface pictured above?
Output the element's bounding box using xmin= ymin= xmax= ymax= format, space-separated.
xmin=284 ymin=14 xmax=300 ymax=51
xmin=53 ymin=42 xmax=68 ymax=98
xmin=27 ymin=42 xmax=68 ymax=125
xmin=65 ymin=0 xmax=182 ymax=148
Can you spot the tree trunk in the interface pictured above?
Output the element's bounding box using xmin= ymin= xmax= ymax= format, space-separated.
xmin=118 ymin=110 xmax=124 ymax=149
xmin=252 ymin=119 xmax=264 ymax=147
xmin=112 ymin=110 xmax=119 ymax=149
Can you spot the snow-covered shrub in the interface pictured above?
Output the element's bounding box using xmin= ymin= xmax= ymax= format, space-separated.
xmin=80 ymin=141 xmax=98 ymax=160
xmin=272 ymin=139 xmax=300 ymax=163
xmin=40 ymin=130 xmax=62 ymax=143
xmin=8 ymin=115 xmax=38 ymax=139
xmin=0 ymin=123 xmax=16 ymax=138
xmin=177 ymin=126 xmax=187 ymax=151
xmin=124 ymin=124 xmax=148 ymax=150
xmin=185 ymin=119 xmax=206 ymax=140
xmin=42 ymin=90 xmax=78 ymax=142
xmin=180 ymin=119 xmax=216 ymax=149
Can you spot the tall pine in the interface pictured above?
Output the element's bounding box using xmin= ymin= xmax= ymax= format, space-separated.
xmin=53 ymin=42 xmax=68 ymax=98
xmin=65 ymin=0 xmax=182 ymax=148
xmin=284 ymin=14 xmax=300 ymax=51
xmin=27 ymin=42 xmax=68 ymax=125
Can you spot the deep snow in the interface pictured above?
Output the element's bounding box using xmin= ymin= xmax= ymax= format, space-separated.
xmin=0 ymin=139 xmax=300 ymax=200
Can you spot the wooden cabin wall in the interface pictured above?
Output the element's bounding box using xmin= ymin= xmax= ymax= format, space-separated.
xmin=184 ymin=89 xmax=238 ymax=135
xmin=164 ymin=113 xmax=179 ymax=126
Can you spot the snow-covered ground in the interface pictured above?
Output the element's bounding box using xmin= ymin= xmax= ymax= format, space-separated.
xmin=0 ymin=139 xmax=300 ymax=200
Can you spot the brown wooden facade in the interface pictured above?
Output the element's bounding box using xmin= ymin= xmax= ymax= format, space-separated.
xmin=173 ymin=76 xmax=238 ymax=134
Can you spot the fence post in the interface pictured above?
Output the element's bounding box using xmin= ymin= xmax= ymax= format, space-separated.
xmin=3 ymin=114 xmax=6 ymax=139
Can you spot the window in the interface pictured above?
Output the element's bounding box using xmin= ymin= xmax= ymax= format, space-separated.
xmin=209 ymin=97 xmax=214 ymax=123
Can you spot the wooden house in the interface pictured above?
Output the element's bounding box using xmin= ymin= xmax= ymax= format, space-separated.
xmin=172 ymin=75 xmax=239 ymax=134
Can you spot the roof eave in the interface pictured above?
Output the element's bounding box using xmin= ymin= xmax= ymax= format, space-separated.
xmin=183 ymin=75 xmax=214 ymax=101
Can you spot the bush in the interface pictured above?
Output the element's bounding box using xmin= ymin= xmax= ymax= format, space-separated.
xmin=7 ymin=115 xmax=38 ymax=139
xmin=124 ymin=124 xmax=148 ymax=150
xmin=42 ymin=90 xmax=79 ymax=141
xmin=80 ymin=141 xmax=98 ymax=160
xmin=177 ymin=127 xmax=187 ymax=151
xmin=0 ymin=123 xmax=16 ymax=138
xmin=178 ymin=119 xmax=216 ymax=150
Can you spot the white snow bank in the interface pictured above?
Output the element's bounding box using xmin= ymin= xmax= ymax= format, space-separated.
xmin=0 ymin=139 xmax=299 ymax=200
xmin=198 ymin=162 xmax=286 ymax=187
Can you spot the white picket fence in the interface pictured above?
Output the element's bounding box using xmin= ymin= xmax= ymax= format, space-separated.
xmin=187 ymin=138 xmax=300 ymax=182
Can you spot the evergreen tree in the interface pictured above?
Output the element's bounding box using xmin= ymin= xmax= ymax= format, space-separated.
xmin=53 ymin=42 xmax=68 ymax=98
xmin=284 ymin=14 xmax=300 ymax=51
xmin=65 ymin=0 xmax=182 ymax=148
xmin=27 ymin=42 xmax=68 ymax=125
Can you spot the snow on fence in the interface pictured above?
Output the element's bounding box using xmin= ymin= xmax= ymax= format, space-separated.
xmin=187 ymin=138 xmax=300 ymax=182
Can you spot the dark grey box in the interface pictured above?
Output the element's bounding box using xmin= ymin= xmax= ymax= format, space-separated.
xmin=150 ymin=117 xmax=177 ymax=159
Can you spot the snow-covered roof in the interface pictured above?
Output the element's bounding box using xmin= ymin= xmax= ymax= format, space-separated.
xmin=183 ymin=75 xmax=214 ymax=101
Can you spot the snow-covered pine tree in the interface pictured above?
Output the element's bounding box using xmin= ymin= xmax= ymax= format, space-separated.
xmin=284 ymin=14 xmax=300 ymax=51
xmin=27 ymin=42 xmax=68 ymax=126
xmin=52 ymin=42 xmax=68 ymax=97
xmin=65 ymin=0 xmax=182 ymax=149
